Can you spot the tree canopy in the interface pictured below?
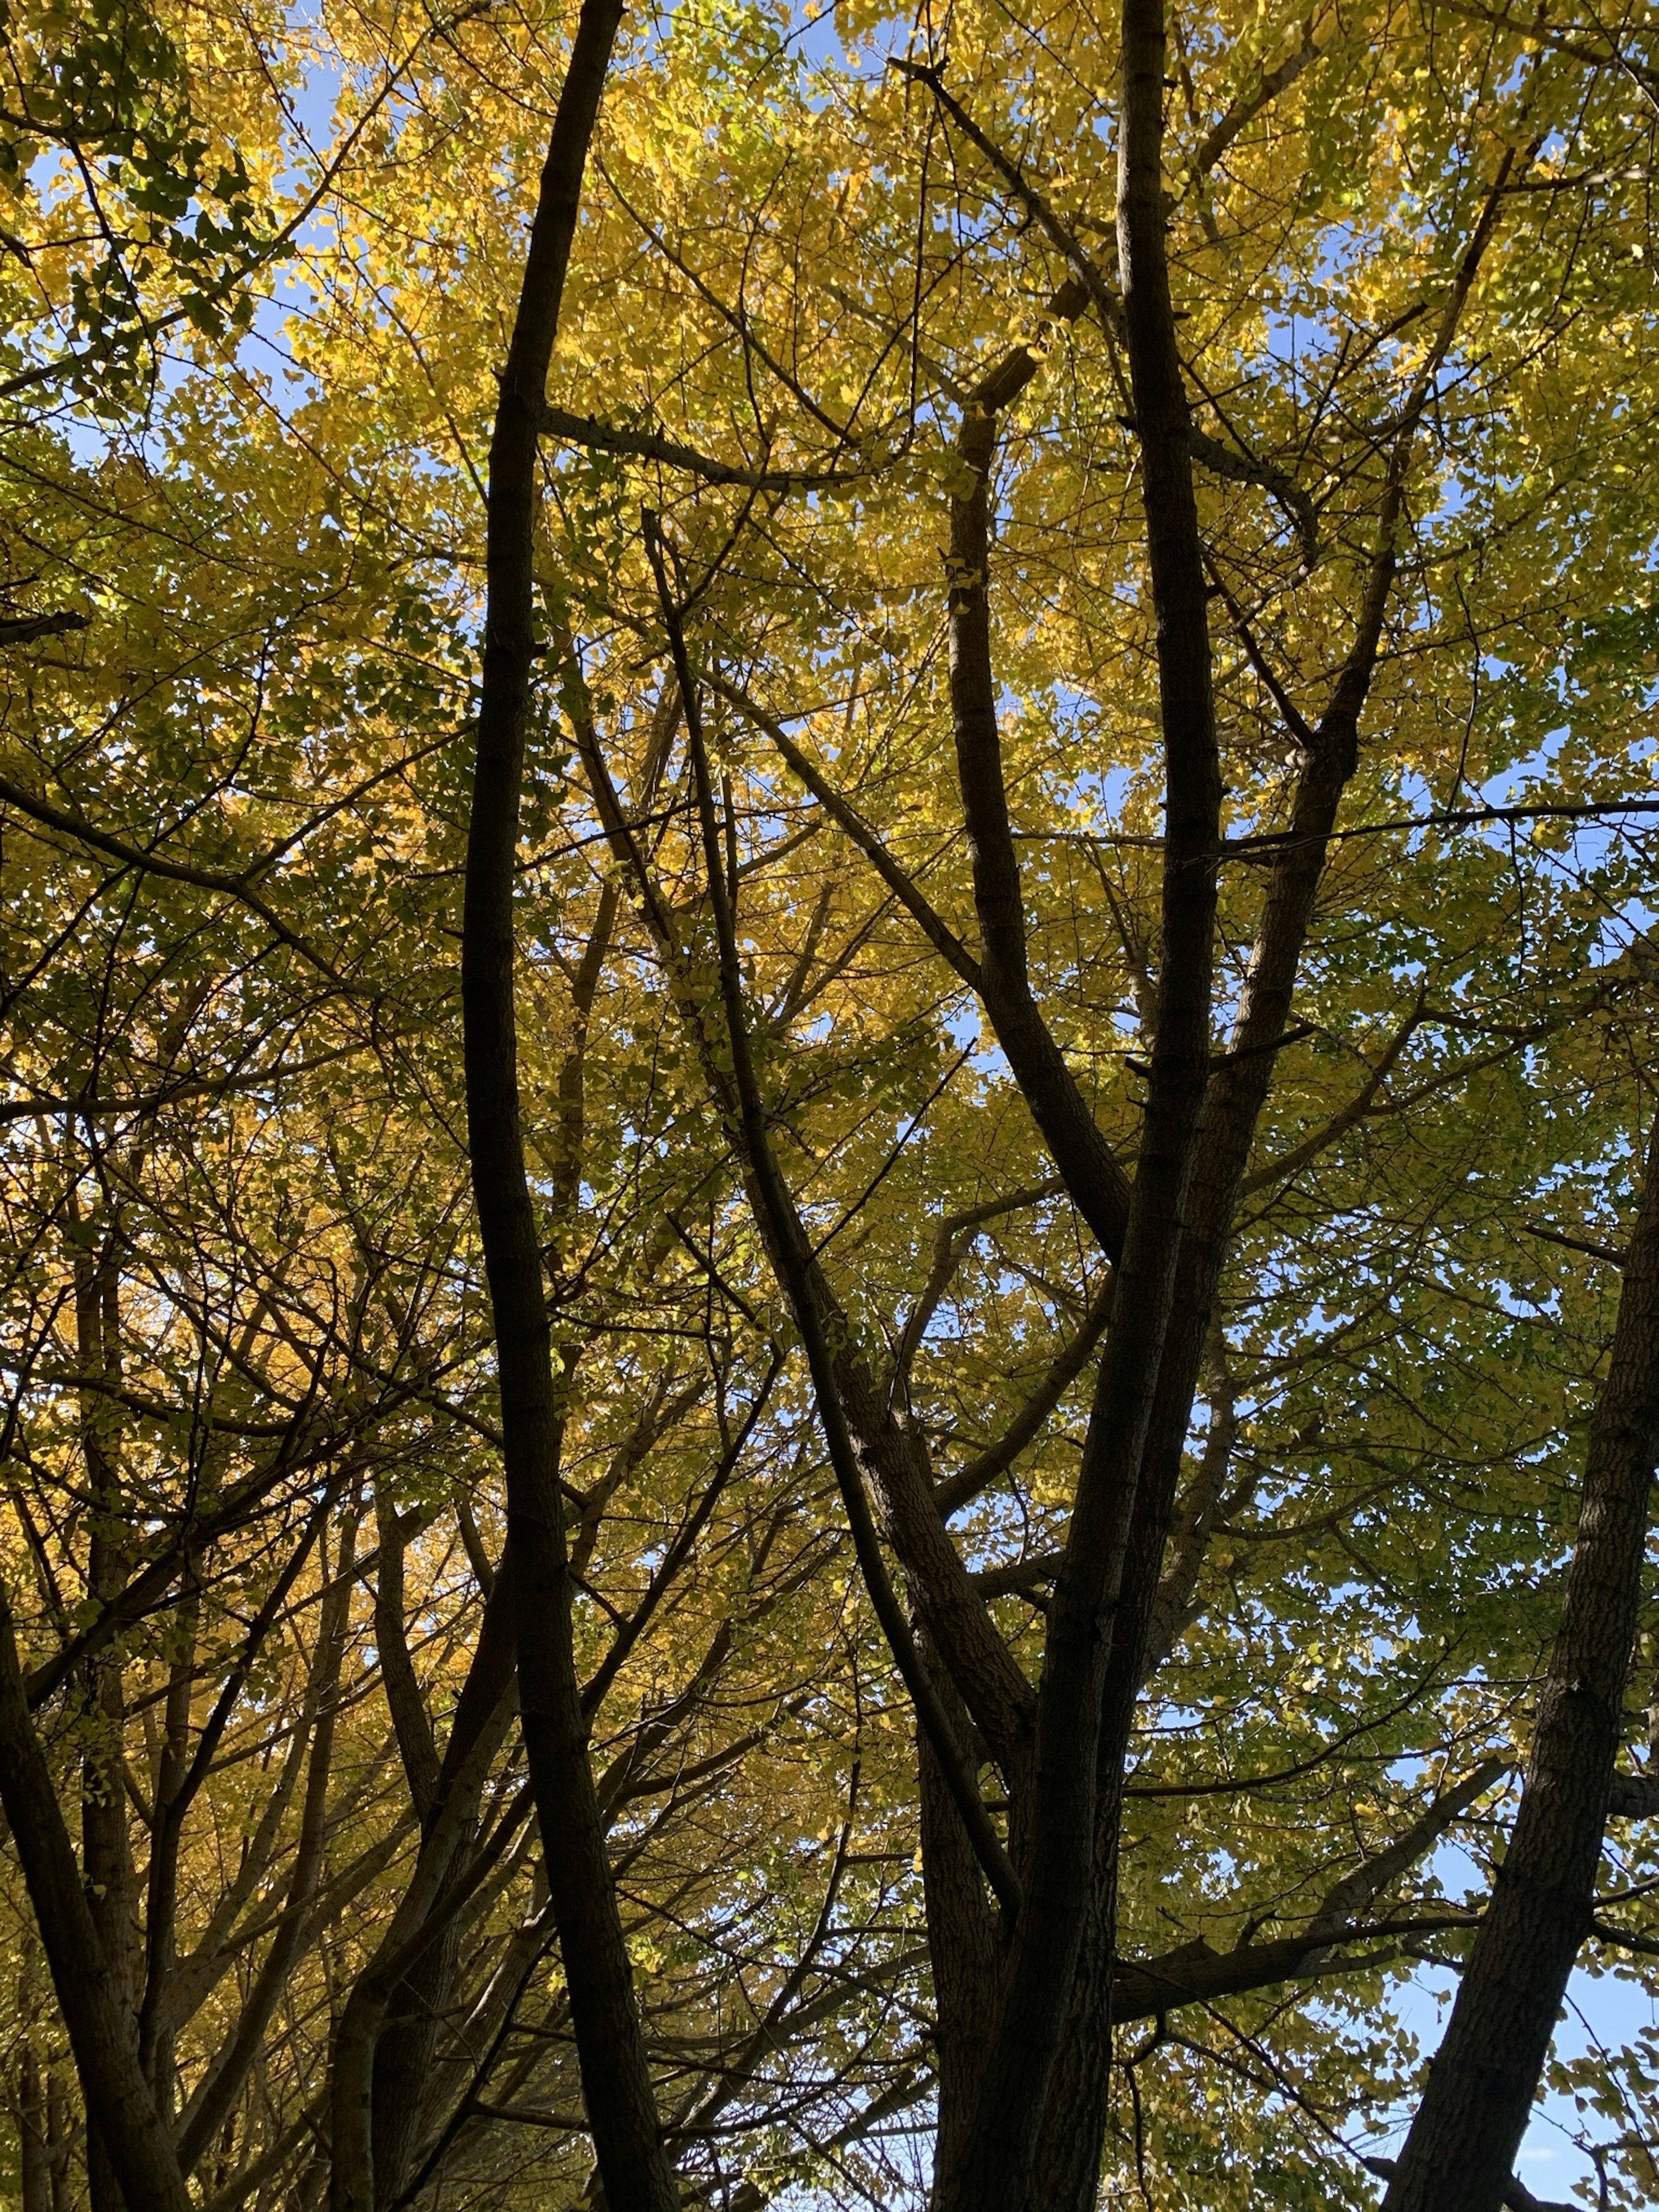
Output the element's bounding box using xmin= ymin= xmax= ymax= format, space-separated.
xmin=2 ymin=0 xmax=1659 ymax=2205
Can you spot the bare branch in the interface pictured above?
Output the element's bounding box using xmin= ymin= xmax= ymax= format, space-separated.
xmin=542 ymin=404 xmax=866 ymax=491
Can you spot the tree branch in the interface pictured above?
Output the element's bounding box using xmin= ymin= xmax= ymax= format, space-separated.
xmin=542 ymin=403 xmax=865 ymax=490
xmin=0 ymin=772 xmax=351 ymax=986
xmin=646 ymin=512 xmax=1023 ymax=1923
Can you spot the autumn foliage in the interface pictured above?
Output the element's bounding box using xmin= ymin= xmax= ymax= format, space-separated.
xmin=2 ymin=0 xmax=1659 ymax=2205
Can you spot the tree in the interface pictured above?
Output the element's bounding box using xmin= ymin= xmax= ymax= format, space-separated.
xmin=1 ymin=0 xmax=1658 ymax=2205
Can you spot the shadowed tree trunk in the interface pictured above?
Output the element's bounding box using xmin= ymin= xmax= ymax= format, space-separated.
xmin=931 ymin=0 xmax=1222 ymax=2197
xmin=366 ymin=1484 xmax=451 ymax=2209
xmin=936 ymin=86 xmax=1524 ymax=2212
xmin=459 ymin=0 xmax=679 ymax=2201
xmin=17 ymin=1954 xmax=52 ymax=2212
xmin=1382 ymin=1107 xmax=1659 ymax=2212
xmin=0 ymin=1568 xmax=193 ymax=2212
xmin=916 ymin=1664 xmax=1001 ymax=2206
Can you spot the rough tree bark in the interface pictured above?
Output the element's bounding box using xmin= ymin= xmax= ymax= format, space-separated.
xmin=916 ymin=1671 xmax=1001 ymax=2210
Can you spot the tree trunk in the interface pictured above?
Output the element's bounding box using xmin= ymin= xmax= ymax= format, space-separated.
xmin=917 ymin=1671 xmax=1001 ymax=2205
xmin=0 ymin=1570 xmax=193 ymax=2212
xmin=74 ymin=1239 xmax=138 ymax=2212
xmin=19 ymin=2044 xmax=51 ymax=2212
xmin=1382 ymin=1108 xmax=1659 ymax=2211
xmin=460 ymin=0 xmax=677 ymax=2199
xmin=931 ymin=0 xmax=1221 ymax=2197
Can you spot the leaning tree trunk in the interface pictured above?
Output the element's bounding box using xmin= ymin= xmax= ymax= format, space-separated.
xmin=459 ymin=0 xmax=678 ymax=2204
xmin=1382 ymin=1107 xmax=1659 ymax=2212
